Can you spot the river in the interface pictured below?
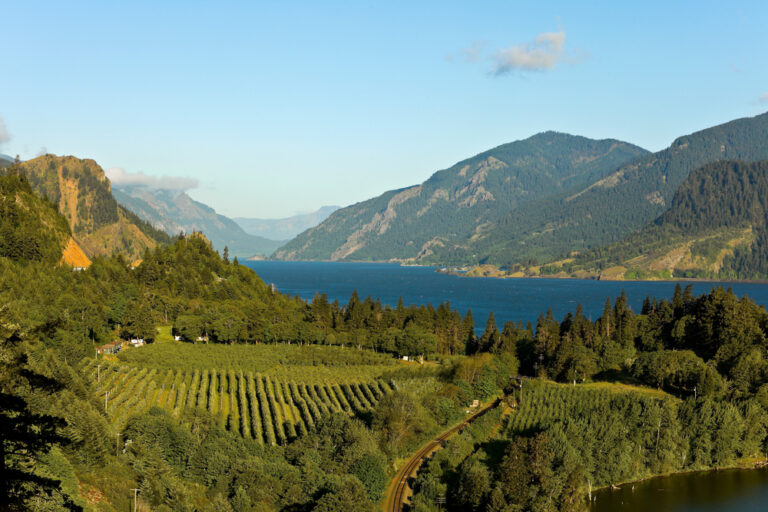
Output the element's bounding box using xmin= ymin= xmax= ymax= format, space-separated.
xmin=590 ymin=467 xmax=768 ymax=511
xmin=244 ymin=261 xmax=768 ymax=329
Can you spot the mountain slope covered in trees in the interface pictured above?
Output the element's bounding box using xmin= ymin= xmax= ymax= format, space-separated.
xmin=477 ymin=111 xmax=768 ymax=266
xmin=113 ymin=186 xmax=284 ymax=257
xmin=18 ymin=155 xmax=171 ymax=261
xmin=274 ymin=133 xmax=648 ymax=262
xmin=0 ymin=171 xmax=72 ymax=264
xmin=548 ymin=160 xmax=768 ymax=280
xmin=277 ymin=112 xmax=768 ymax=268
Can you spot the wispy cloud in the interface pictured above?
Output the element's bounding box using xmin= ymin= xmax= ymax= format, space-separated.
xmin=106 ymin=167 xmax=198 ymax=191
xmin=0 ymin=116 xmax=11 ymax=148
xmin=462 ymin=40 xmax=486 ymax=63
xmin=445 ymin=40 xmax=486 ymax=63
xmin=760 ymin=92 xmax=768 ymax=103
xmin=493 ymin=31 xmax=567 ymax=75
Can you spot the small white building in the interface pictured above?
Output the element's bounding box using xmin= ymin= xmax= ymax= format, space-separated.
xmin=401 ymin=355 xmax=409 ymax=361
xmin=174 ymin=335 xmax=182 ymax=341
xmin=129 ymin=338 xmax=145 ymax=346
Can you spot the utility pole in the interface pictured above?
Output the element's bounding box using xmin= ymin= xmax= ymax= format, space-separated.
xmin=97 ymin=364 xmax=101 ymax=383
xmin=115 ymin=433 xmax=121 ymax=456
xmin=129 ymin=488 xmax=139 ymax=512
xmin=105 ymin=390 xmax=109 ymax=412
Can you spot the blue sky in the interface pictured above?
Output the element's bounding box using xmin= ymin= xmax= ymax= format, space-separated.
xmin=1 ymin=1 xmax=767 ymax=218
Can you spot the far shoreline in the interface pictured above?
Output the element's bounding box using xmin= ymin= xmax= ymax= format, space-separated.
xmin=247 ymin=259 xmax=768 ymax=285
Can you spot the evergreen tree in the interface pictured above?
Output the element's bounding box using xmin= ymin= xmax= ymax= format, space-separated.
xmin=0 ymin=316 xmax=80 ymax=510
xmin=463 ymin=309 xmax=478 ymax=355
xmin=479 ymin=312 xmax=500 ymax=353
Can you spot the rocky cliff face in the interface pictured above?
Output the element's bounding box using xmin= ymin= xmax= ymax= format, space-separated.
xmin=19 ymin=155 xmax=170 ymax=261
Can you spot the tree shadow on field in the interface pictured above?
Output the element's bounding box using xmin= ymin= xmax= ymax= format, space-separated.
xmin=478 ymin=439 xmax=510 ymax=468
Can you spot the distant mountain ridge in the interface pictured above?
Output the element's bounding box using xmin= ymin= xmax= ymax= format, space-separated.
xmin=276 ymin=112 xmax=768 ymax=268
xmin=18 ymin=155 xmax=171 ymax=262
xmin=113 ymin=186 xmax=284 ymax=257
xmin=274 ymin=132 xmax=648 ymax=262
xmin=477 ymin=111 xmax=768 ymax=267
xmin=234 ymin=205 xmax=340 ymax=241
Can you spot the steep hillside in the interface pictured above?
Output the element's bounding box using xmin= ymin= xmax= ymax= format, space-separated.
xmin=552 ymin=160 xmax=768 ymax=280
xmin=234 ymin=205 xmax=340 ymax=241
xmin=0 ymin=171 xmax=72 ymax=264
xmin=113 ymin=186 xmax=284 ymax=257
xmin=275 ymin=133 xmax=647 ymax=261
xmin=478 ymin=111 xmax=768 ymax=266
xmin=18 ymin=155 xmax=171 ymax=261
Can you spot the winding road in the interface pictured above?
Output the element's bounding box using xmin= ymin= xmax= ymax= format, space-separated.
xmin=382 ymin=397 xmax=503 ymax=512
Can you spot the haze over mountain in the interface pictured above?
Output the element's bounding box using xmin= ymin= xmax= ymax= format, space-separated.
xmin=17 ymin=154 xmax=171 ymax=262
xmin=276 ymin=112 xmax=768 ymax=268
xmin=274 ymin=133 xmax=648 ymax=262
xmin=113 ymin=186 xmax=285 ymax=258
xmin=234 ymin=206 xmax=340 ymax=241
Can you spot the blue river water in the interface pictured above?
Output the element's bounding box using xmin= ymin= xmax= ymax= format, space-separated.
xmin=244 ymin=261 xmax=768 ymax=329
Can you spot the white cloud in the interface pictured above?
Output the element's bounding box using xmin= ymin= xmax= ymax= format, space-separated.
xmin=462 ymin=40 xmax=486 ymax=63
xmin=106 ymin=167 xmax=198 ymax=191
xmin=0 ymin=116 xmax=10 ymax=147
xmin=493 ymin=31 xmax=567 ymax=74
xmin=760 ymin=92 xmax=768 ymax=103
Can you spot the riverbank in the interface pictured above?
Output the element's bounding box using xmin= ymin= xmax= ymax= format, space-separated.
xmin=592 ymin=458 xmax=768 ymax=494
xmin=590 ymin=463 xmax=768 ymax=512
xmin=437 ymin=263 xmax=768 ymax=284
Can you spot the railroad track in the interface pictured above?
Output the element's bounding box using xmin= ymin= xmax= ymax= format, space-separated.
xmin=386 ymin=397 xmax=502 ymax=512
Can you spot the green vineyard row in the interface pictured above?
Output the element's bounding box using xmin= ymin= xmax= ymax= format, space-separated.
xmin=85 ymin=360 xmax=394 ymax=445
xmin=504 ymin=380 xmax=666 ymax=434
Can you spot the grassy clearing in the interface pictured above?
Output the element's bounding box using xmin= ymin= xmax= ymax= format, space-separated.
xmin=117 ymin=341 xmax=400 ymax=382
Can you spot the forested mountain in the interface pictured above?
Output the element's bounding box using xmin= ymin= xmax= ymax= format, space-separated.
xmin=0 ymin=154 xmax=13 ymax=167
xmin=18 ymin=155 xmax=171 ymax=262
xmin=0 ymin=171 xmax=72 ymax=264
xmin=113 ymin=185 xmax=284 ymax=257
xmin=478 ymin=111 xmax=768 ymax=266
xmin=550 ymin=160 xmax=768 ymax=279
xmin=277 ymin=112 xmax=768 ymax=268
xmin=234 ymin=205 xmax=340 ymax=242
xmin=274 ymin=133 xmax=647 ymax=262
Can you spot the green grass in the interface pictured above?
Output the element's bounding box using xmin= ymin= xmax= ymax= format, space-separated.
xmin=578 ymin=380 xmax=674 ymax=399
xmin=117 ymin=342 xmax=401 ymax=383
xmin=154 ymin=325 xmax=175 ymax=343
